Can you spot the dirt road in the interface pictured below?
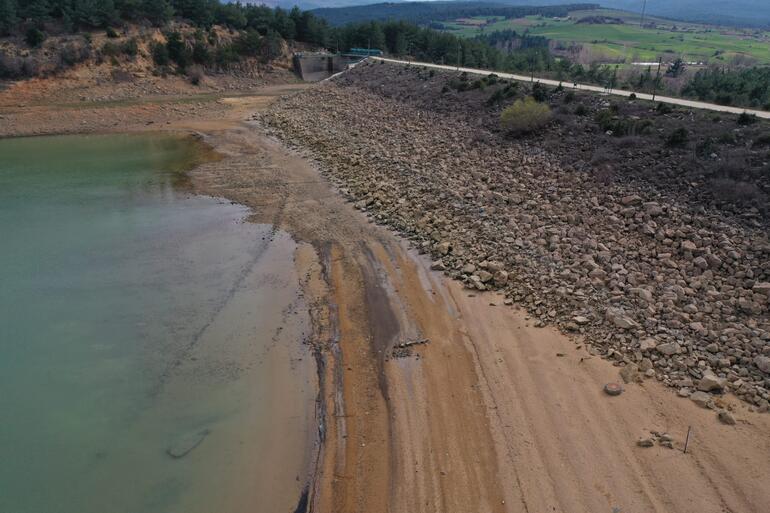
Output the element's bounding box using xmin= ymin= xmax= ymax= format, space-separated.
xmin=3 ymin=79 xmax=769 ymax=512
xmin=376 ymin=57 xmax=770 ymax=119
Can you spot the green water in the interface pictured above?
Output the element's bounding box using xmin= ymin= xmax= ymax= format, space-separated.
xmin=0 ymin=134 xmax=314 ymax=513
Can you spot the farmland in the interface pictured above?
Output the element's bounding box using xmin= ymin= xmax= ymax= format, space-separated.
xmin=440 ymin=9 xmax=770 ymax=65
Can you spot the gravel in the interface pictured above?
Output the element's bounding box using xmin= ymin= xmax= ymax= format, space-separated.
xmin=258 ymin=65 xmax=770 ymax=411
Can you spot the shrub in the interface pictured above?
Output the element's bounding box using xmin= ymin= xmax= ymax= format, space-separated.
xmin=666 ymin=127 xmax=689 ymax=147
xmin=187 ymin=65 xmax=204 ymax=85
xmin=106 ymin=27 xmax=119 ymax=38
xmin=122 ymin=38 xmax=138 ymax=57
xmin=563 ymin=90 xmax=575 ymax=103
xmin=101 ymin=41 xmax=121 ymax=57
xmin=192 ymin=41 xmax=210 ymax=65
xmin=737 ymin=112 xmax=758 ymax=126
xmin=629 ymin=92 xmax=637 ymax=100
xmin=574 ymin=103 xmax=588 ymax=116
xmin=500 ymin=96 xmax=552 ymax=135
xmin=25 ymin=27 xmax=46 ymax=48
xmin=656 ymin=102 xmax=672 ymax=114
xmin=486 ymin=88 xmax=505 ymax=106
xmin=151 ymin=42 xmax=170 ymax=66
xmin=531 ymin=82 xmax=549 ymax=102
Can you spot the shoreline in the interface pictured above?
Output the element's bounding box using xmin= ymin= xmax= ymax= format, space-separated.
xmin=4 ymin=75 xmax=770 ymax=513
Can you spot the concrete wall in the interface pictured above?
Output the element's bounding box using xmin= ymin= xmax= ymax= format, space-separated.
xmin=294 ymin=54 xmax=362 ymax=82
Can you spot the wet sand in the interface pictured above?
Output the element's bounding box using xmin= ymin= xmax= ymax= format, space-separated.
xmin=3 ymin=80 xmax=770 ymax=513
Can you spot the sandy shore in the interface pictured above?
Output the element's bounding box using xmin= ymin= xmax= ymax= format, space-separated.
xmin=3 ymin=76 xmax=770 ymax=513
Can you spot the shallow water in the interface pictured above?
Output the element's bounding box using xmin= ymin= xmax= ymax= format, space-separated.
xmin=0 ymin=134 xmax=315 ymax=513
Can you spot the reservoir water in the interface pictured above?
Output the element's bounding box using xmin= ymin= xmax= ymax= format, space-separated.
xmin=0 ymin=134 xmax=315 ymax=513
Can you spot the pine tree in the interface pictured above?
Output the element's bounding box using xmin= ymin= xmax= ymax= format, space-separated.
xmin=0 ymin=0 xmax=18 ymax=36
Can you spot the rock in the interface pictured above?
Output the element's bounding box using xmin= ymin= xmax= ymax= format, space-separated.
xmin=167 ymin=429 xmax=210 ymax=459
xmin=619 ymin=363 xmax=640 ymax=384
xmin=637 ymin=437 xmax=655 ymax=447
xmin=572 ymin=315 xmax=590 ymax=325
xmin=606 ymin=308 xmax=638 ymax=330
xmin=621 ymin=195 xmax=642 ymax=206
xmin=639 ymin=338 xmax=657 ymax=352
xmin=752 ymin=282 xmax=770 ymax=297
xmin=436 ymin=241 xmax=451 ymax=255
xmin=656 ymin=342 xmax=680 ymax=356
xmin=754 ymin=355 xmax=770 ymax=374
xmin=461 ymin=263 xmax=476 ymax=274
xmin=718 ymin=410 xmax=736 ymax=425
xmin=431 ymin=260 xmax=446 ymax=271
xmin=494 ymin=270 xmax=509 ymax=285
xmin=689 ymin=391 xmax=712 ymax=408
xmin=477 ymin=270 xmax=493 ymax=283
xmin=697 ymin=371 xmax=727 ymax=393
xmin=603 ymin=382 xmax=623 ymax=396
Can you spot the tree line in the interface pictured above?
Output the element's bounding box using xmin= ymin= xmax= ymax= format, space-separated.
xmin=311 ymin=2 xmax=599 ymax=27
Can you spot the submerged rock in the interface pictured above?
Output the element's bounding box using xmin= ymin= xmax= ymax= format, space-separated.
xmin=166 ymin=429 xmax=211 ymax=459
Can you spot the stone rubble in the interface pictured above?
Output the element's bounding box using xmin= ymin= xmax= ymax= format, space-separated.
xmin=258 ymin=73 xmax=770 ymax=411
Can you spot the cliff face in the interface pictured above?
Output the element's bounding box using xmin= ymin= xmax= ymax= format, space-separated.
xmin=0 ymin=22 xmax=296 ymax=82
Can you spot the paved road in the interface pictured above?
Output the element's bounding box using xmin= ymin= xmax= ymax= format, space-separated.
xmin=373 ymin=57 xmax=770 ymax=119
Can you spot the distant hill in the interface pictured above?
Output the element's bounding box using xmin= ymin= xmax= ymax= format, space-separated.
xmin=298 ymin=0 xmax=770 ymax=28
xmin=311 ymin=2 xmax=599 ymax=26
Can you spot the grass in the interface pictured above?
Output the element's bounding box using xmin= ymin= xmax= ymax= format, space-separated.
xmin=440 ymin=9 xmax=770 ymax=65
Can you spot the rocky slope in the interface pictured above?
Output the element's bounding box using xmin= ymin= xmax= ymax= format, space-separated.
xmin=258 ymin=63 xmax=770 ymax=412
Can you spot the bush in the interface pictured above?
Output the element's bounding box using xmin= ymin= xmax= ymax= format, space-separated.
xmin=531 ymin=82 xmax=549 ymax=102
xmin=656 ymin=102 xmax=672 ymax=114
xmin=187 ymin=65 xmax=204 ymax=85
xmin=666 ymin=127 xmax=689 ymax=147
xmin=25 ymin=28 xmax=46 ymax=48
xmin=106 ymin=27 xmax=119 ymax=38
xmin=563 ymin=90 xmax=575 ymax=103
xmin=500 ymin=96 xmax=552 ymax=135
xmin=122 ymin=38 xmax=138 ymax=57
xmin=737 ymin=112 xmax=758 ymax=126
xmin=574 ymin=103 xmax=588 ymax=116
xmin=101 ymin=41 xmax=121 ymax=57
xmin=151 ymin=42 xmax=170 ymax=66
xmin=629 ymin=92 xmax=637 ymax=100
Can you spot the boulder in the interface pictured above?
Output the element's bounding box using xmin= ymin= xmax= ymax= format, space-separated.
xmin=656 ymin=342 xmax=680 ymax=356
xmin=697 ymin=371 xmax=727 ymax=393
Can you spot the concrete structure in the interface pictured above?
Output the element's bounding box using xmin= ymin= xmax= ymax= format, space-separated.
xmin=293 ymin=53 xmax=363 ymax=82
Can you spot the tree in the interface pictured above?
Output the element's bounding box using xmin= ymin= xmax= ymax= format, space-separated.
xmin=165 ymin=31 xmax=190 ymax=68
xmin=0 ymin=0 xmax=18 ymax=36
xmin=140 ymin=0 xmax=172 ymax=26
xmin=25 ymin=26 xmax=46 ymax=47
xmin=667 ymin=58 xmax=686 ymax=78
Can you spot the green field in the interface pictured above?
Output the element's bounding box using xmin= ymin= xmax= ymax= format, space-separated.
xmin=441 ymin=9 xmax=770 ymax=65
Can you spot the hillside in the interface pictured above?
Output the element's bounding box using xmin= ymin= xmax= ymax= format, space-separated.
xmin=312 ymin=2 xmax=598 ymax=26
xmin=307 ymin=0 xmax=770 ymax=28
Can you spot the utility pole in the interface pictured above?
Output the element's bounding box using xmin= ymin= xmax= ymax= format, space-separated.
xmin=640 ymin=0 xmax=648 ymax=28
xmin=652 ymin=56 xmax=662 ymax=101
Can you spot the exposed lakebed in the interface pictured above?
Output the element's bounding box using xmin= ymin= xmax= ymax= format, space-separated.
xmin=0 ymin=133 xmax=315 ymax=513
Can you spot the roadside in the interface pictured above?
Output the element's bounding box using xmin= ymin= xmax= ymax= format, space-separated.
xmin=375 ymin=57 xmax=770 ymax=119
